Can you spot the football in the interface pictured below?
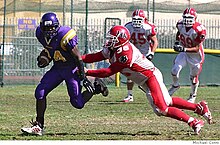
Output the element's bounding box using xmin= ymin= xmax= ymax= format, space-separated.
xmin=37 ymin=49 xmax=52 ymax=68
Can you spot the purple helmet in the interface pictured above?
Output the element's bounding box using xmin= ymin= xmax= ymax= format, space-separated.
xmin=40 ymin=12 xmax=60 ymax=38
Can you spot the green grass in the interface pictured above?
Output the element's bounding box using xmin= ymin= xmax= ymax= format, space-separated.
xmin=0 ymin=85 xmax=219 ymax=140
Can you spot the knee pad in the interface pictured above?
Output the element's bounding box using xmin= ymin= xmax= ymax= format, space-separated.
xmin=35 ymin=84 xmax=48 ymax=100
xmin=171 ymin=65 xmax=182 ymax=77
xmin=153 ymin=108 xmax=163 ymax=116
xmin=190 ymin=75 xmax=199 ymax=84
xmin=153 ymin=107 xmax=168 ymax=116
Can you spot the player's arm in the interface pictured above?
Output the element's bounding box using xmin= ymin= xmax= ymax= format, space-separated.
xmin=184 ymin=45 xmax=200 ymax=53
xmin=150 ymin=35 xmax=158 ymax=53
xmin=146 ymin=25 xmax=158 ymax=61
xmin=86 ymin=62 xmax=124 ymax=78
xmin=82 ymin=51 xmax=106 ymax=63
xmin=70 ymin=45 xmax=86 ymax=80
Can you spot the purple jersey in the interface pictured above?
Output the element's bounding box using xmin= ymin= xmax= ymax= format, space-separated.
xmin=36 ymin=26 xmax=78 ymax=68
xmin=35 ymin=26 xmax=86 ymax=109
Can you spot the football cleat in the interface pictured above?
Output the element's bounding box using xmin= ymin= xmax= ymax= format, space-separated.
xmin=122 ymin=94 xmax=134 ymax=102
xmin=189 ymin=119 xmax=204 ymax=135
xmin=187 ymin=94 xmax=196 ymax=103
xmin=94 ymin=77 xmax=109 ymax=97
xmin=21 ymin=120 xmax=43 ymax=136
xmin=195 ymin=101 xmax=212 ymax=124
xmin=168 ymin=85 xmax=180 ymax=96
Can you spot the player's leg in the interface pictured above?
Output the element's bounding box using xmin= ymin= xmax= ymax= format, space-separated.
xmin=123 ymin=79 xmax=134 ymax=102
xmin=21 ymin=68 xmax=63 ymax=135
xmin=93 ymin=77 xmax=109 ymax=97
xmin=65 ymin=68 xmax=108 ymax=108
xmin=168 ymin=53 xmax=187 ymax=96
xmin=146 ymin=69 xmax=204 ymax=134
xmin=171 ymin=97 xmax=212 ymax=124
xmin=187 ymin=63 xmax=202 ymax=103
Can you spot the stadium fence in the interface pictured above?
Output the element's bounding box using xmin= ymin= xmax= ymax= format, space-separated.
xmin=0 ymin=0 xmax=220 ymax=86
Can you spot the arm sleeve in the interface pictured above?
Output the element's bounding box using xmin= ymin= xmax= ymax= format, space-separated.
xmin=86 ymin=62 xmax=124 ymax=78
xmin=82 ymin=51 xmax=106 ymax=63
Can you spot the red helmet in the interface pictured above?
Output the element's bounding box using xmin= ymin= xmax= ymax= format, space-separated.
xmin=105 ymin=25 xmax=130 ymax=49
xmin=132 ymin=9 xmax=146 ymax=28
xmin=182 ymin=8 xmax=197 ymax=27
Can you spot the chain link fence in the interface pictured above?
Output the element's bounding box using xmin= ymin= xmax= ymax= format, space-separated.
xmin=0 ymin=0 xmax=220 ymax=86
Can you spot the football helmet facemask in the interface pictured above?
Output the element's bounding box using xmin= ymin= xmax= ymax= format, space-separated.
xmin=132 ymin=9 xmax=146 ymax=28
xmin=40 ymin=12 xmax=60 ymax=38
xmin=182 ymin=8 xmax=197 ymax=27
xmin=105 ymin=25 xmax=130 ymax=50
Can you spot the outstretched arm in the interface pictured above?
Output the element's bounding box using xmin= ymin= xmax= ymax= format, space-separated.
xmin=82 ymin=51 xmax=106 ymax=63
xmin=86 ymin=62 xmax=124 ymax=78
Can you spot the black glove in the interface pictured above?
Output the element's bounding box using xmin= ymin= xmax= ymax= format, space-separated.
xmin=146 ymin=53 xmax=154 ymax=61
xmin=82 ymin=77 xmax=95 ymax=94
xmin=173 ymin=41 xmax=185 ymax=52
xmin=77 ymin=60 xmax=86 ymax=80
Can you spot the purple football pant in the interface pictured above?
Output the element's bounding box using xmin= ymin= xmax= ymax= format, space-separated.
xmin=35 ymin=66 xmax=85 ymax=109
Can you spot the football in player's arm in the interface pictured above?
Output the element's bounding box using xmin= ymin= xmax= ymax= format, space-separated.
xmin=21 ymin=12 xmax=108 ymax=136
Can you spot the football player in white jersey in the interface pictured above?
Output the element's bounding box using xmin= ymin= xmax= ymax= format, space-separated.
xmin=82 ymin=25 xmax=212 ymax=135
xmin=168 ymin=8 xmax=206 ymax=103
xmin=123 ymin=9 xmax=158 ymax=102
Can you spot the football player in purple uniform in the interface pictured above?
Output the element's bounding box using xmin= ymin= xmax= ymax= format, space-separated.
xmin=21 ymin=12 xmax=108 ymax=135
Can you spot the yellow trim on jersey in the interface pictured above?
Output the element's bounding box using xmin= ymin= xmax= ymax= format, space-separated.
xmin=60 ymin=29 xmax=76 ymax=51
xmin=43 ymin=48 xmax=52 ymax=59
xmin=156 ymin=48 xmax=220 ymax=54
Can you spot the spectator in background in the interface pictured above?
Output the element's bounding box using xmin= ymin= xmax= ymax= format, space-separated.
xmin=168 ymin=8 xmax=206 ymax=103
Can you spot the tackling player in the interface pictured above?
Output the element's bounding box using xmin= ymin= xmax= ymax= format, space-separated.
xmin=21 ymin=12 xmax=108 ymax=135
xmin=82 ymin=25 xmax=212 ymax=135
xmin=123 ymin=9 xmax=158 ymax=102
xmin=168 ymin=8 xmax=206 ymax=103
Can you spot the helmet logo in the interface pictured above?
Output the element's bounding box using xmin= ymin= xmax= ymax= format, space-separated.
xmin=44 ymin=20 xmax=53 ymax=26
xmin=116 ymin=30 xmax=127 ymax=39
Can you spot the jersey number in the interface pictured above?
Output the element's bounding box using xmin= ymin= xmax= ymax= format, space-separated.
xmin=54 ymin=50 xmax=66 ymax=62
xmin=116 ymin=45 xmax=129 ymax=54
xmin=130 ymin=32 xmax=147 ymax=45
xmin=179 ymin=34 xmax=193 ymax=48
xmin=179 ymin=25 xmax=205 ymax=48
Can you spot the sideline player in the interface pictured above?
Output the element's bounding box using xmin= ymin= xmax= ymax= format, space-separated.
xmin=168 ymin=8 xmax=206 ymax=103
xmin=123 ymin=9 xmax=158 ymax=102
xmin=82 ymin=25 xmax=212 ymax=134
xmin=21 ymin=12 xmax=108 ymax=135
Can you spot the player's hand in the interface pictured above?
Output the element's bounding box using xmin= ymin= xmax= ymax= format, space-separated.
xmin=173 ymin=41 xmax=186 ymax=52
xmin=146 ymin=52 xmax=154 ymax=61
xmin=82 ymin=77 xmax=95 ymax=94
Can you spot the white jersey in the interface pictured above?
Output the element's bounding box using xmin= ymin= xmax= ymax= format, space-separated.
xmin=177 ymin=20 xmax=206 ymax=64
xmin=125 ymin=21 xmax=157 ymax=55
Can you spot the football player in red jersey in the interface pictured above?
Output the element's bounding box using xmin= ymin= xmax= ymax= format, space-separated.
xmin=168 ymin=8 xmax=206 ymax=103
xmin=123 ymin=9 xmax=158 ymax=102
xmin=82 ymin=25 xmax=212 ymax=135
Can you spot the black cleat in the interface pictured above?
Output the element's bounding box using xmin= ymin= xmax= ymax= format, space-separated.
xmin=94 ymin=78 xmax=109 ymax=97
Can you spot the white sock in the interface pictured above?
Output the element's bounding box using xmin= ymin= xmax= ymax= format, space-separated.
xmin=127 ymin=90 xmax=132 ymax=96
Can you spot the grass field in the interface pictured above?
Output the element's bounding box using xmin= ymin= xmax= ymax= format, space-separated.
xmin=0 ymin=85 xmax=219 ymax=141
